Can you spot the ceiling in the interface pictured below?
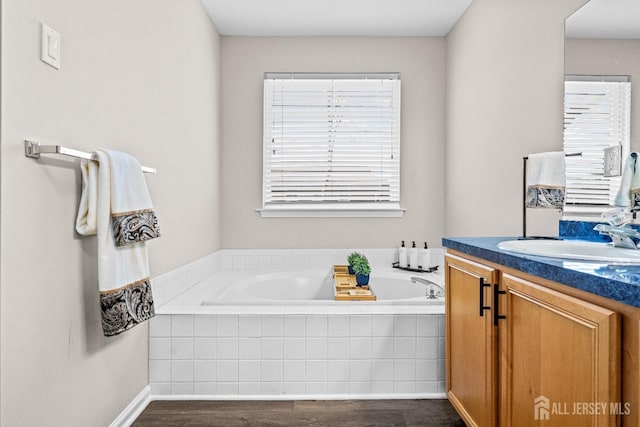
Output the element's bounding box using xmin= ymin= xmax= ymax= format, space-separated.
xmin=202 ymin=0 xmax=640 ymax=40
xmin=565 ymin=0 xmax=640 ymax=39
xmin=201 ymin=0 xmax=473 ymax=36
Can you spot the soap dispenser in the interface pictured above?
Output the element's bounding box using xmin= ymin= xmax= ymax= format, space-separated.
xmin=409 ymin=241 xmax=418 ymax=269
xmin=398 ymin=240 xmax=408 ymax=268
xmin=419 ymin=242 xmax=431 ymax=270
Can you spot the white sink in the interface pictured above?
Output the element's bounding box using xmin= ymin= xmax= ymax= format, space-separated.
xmin=497 ymin=239 xmax=640 ymax=264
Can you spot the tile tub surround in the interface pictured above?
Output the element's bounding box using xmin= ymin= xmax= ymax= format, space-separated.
xmin=148 ymin=247 xmax=447 ymax=398
xmin=150 ymin=248 xmax=446 ymax=310
xmin=151 ymin=252 xmax=221 ymax=307
xmin=149 ymin=313 xmax=445 ymax=398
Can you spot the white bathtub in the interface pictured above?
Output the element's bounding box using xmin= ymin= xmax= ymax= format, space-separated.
xmin=204 ymin=268 xmax=445 ymax=305
xmin=151 ymin=252 xmax=446 ymax=399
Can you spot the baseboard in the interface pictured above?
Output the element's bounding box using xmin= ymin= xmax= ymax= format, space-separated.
xmin=150 ymin=392 xmax=447 ymax=401
xmin=110 ymin=385 xmax=152 ymax=427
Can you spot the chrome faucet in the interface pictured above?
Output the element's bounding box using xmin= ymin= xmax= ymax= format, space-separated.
xmin=594 ymin=224 xmax=640 ymax=249
xmin=410 ymin=277 xmax=444 ymax=299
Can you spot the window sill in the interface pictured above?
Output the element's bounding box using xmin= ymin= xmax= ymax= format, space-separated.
xmin=256 ymin=207 xmax=406 ymax=218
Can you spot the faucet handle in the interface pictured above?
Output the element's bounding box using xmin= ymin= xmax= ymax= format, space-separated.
xmin=594 ymin=223 xmax=640 ymax=249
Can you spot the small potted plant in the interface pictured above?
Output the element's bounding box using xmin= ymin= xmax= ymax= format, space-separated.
xmin=352 ymin=255 xmax=371 ymax=286
xmin=347 ymin=251 xmax=362 ymax=275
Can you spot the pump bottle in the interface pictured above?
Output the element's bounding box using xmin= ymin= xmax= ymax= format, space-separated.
xmin=419 ymin=242 xmax=431 ymax=270
xmin=408 ymin=241 xmax=418 ymax=269
xmin=398 ymin=240 xmax=408 ymax=268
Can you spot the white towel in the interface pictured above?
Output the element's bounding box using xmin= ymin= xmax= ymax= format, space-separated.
xmin=76 ymin=150 xmax=156 ymax=336
xmin=615 ymin=152 xmax=640 ymax=209
xmin=525 ymin=151 xmax=566 ymax=209
xmin=107 ymin=150 xmax=161 ymax=246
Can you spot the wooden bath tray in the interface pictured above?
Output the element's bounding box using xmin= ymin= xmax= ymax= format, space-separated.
xmin=333 ymin=265 xmax=376 ymax=301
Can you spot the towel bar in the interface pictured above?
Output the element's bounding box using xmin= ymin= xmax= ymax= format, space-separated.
xmin=24 ymin=140 xmax=156 ymax=174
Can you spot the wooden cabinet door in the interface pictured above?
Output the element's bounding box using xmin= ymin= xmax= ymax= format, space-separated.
xmin=445 ymin=254 xmax=498 ymax=427
xmin=499 ymin=273 xmax=620 ymax=427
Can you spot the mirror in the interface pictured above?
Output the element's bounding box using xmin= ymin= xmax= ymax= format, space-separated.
xmin=563 ymin=0 xmax=640 ymax=219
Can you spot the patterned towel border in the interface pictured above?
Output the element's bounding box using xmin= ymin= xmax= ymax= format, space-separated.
xmin=100 ymin=278 xmax=155 ymax=337
xmin=112 ymin=209 xmax=161 ymax=247
xmin=526 ymin=185 xmax=565 ymax=209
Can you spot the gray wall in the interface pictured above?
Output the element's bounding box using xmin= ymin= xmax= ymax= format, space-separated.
xmin=444 ymin=0 xmax=588 ymax=238
xmin=220 ymin=37 xmax=446 ymax=249
xmin=565 ymin=38 xmax=640 ymax=151
xmin=0 ymin=0 xmax=221 ymax=425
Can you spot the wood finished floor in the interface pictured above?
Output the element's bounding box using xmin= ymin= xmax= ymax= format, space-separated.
xmin=132 ymin=399 xmax=465 ymax=427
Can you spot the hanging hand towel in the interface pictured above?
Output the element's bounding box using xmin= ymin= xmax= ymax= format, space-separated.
xmin=108 ymin=151 xmax=161 ymax=246
xmin=615 ymin=152 xmax=640 ymax=210
xmin=525 ymin=151 xmax=566 ymax=209
xmin=76 ymin=150 xmax=157 ymax=337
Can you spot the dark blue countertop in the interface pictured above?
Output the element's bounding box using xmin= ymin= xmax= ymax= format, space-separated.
xmin=442 ymin=236 xmax=640 ymax=308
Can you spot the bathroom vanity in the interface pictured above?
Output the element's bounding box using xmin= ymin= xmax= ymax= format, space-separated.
xmin=443 ymin=237 xmax=640 ymax=427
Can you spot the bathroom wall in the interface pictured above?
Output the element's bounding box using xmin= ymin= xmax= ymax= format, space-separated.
xmin=220 ymin=37 xmax=446 ymax=249
xmin=444 ymin=0 xmax=588 ymax=237
xmin=565 ymin=38 xmax=640 ymax=151
xmin=0 ymin=0 xmax=221 ymax=425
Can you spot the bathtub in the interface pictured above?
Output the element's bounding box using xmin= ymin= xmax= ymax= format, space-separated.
xmin=206 ymin=268 xmax=445 ymax=304
xmin=149 ymin=250 xmax=446 ymax=399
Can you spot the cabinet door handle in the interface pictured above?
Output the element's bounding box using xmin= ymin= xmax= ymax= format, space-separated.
xmin=493 ymin=284 xmax=506 ymax=326
xmin=479 ymin=278 xmax=491 ymax=316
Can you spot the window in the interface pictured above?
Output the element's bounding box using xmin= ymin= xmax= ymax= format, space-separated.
xmin=562 ymin=76 xmax=631 ymax=220
xmin=259 ymin=72 xmax=403 ymax=217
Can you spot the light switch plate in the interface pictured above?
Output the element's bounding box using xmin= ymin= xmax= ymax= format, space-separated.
xmin=604 ymin=145 xmax=622 ymax=177
xmin=41 ymin=23 xmax=60 ymax=69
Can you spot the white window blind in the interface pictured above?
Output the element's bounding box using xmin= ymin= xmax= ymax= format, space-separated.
xmin=562 ymin=78 xmax=631 ymax=219
xmin=261 ymin=73 xmax=401 ymax=215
